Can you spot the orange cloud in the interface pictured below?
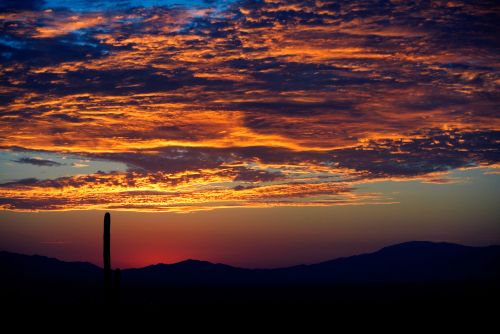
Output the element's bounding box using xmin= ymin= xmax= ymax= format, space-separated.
xmin=34 ymin=15 xmax=107 ymax=38
xmin=0 ymin=0 xmax=498 ymax=212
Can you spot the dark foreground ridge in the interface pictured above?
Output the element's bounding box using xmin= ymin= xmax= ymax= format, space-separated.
xmin=1 ymin=241 xmax=499 ymax=306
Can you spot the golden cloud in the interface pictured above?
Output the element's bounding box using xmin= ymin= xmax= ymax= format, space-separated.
xmin=0 ymin=0 xmax=498 ymax=211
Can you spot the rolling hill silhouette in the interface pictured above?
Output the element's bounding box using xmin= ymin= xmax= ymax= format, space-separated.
xmin=2 ymin=241 xmax=499 ymax=305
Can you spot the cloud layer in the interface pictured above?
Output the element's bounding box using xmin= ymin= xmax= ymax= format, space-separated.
xmin=0 ymin=0 xmax=499 ymax=211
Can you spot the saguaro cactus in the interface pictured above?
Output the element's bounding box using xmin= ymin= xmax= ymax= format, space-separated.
xmin=103 ymin=212 xmax=121 ymax=304
xmin=103 ymin=212 xmax=111 ymax=301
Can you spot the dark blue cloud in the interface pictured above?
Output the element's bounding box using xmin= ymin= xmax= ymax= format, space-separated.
xmin=12 ymin=157 xmax=64 ymax=167
xmin=0 ymin=0 xmax=46 ymax=11
xmin=0 ymin=0 xmax=498 ymax=211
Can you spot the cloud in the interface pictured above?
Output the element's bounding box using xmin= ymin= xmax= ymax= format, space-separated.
xmin=71 ymin=162 xmax=89 ymax=168
xmin=0 ymin=0 xmax=45 ymax=11
xmin=0 ymin=168 xmax=387 ymax=211
xmin=12 ymin=157 xmax=63 ymax=167
xmin=0 ymin=0 xmax=498 ymax=211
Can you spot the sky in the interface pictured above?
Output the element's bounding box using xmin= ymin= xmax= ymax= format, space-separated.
xmin=0 ymin=0 xmax=499 ymax=268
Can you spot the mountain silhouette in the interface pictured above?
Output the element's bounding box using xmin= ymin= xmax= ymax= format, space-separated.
xmin=1 ymin=241 xmax=499 ymax=305
xmin=118 ymin=241 xmax=500 ymax=285
xmin=283 ymin=241 xmax=500 ymax=283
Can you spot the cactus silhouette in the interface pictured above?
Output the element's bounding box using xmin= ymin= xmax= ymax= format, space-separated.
xmin=103 ymin=212 xmax=112 ymax=302
xmin=103 ymin=212 xmax=121 ymax=304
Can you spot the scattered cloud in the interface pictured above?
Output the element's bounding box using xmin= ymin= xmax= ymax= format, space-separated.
xmin=0 ymin=0 xmax=498 ymax=211
xmin=12 ymin=157 xmax=63 ymax=167
xmin=71 ymin=162 xmax=89 ymax=168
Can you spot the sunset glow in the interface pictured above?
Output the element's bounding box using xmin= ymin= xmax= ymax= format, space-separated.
xmin=0 ymin=0 xmax=499 ymax=268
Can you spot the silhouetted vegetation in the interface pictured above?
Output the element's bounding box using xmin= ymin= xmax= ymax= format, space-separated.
xmin=103 ymin=212 xmax=120 ymax=305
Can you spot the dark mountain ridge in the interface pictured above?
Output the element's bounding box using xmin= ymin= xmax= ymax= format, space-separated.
xmin=2 ymin=241 xmax=499 ymax=305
